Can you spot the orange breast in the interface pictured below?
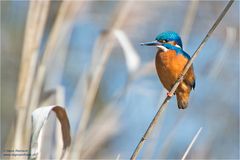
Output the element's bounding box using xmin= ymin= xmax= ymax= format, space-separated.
xmin=155 ymin=49 xmax=193 ymax=91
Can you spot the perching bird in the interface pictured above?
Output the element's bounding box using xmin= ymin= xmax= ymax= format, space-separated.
xmin=141 ymin=31 xmax=195 ymax=109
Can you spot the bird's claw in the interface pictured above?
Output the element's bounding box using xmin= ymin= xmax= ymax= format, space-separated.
xmin=167 ymin=92 xmax=173 ymax=97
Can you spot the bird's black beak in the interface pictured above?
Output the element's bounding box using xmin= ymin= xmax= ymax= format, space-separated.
xmin=140 ymin=40 xmax=162 ymax=46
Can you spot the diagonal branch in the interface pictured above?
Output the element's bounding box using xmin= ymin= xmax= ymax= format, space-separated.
xmin=130 ymin=0 xmax=234 ymax=159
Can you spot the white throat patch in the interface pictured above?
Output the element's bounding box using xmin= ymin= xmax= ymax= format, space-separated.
xmin=157 ymin=45 xmax=168 ymax=52
xmin=175 ymin=44 xmax=181 ymax=48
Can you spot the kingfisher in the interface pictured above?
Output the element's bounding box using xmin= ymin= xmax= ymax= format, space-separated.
xmin=141 ymin=31 xmax=195 ymax=109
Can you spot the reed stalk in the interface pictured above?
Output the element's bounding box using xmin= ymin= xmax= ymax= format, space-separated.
xmin=208 ymin=27 xmax=236 ymax=78
xmin=71 ymin=1 xmax=134 ymax=158
xmin=181 ymin=127 xmax=203 ymax=160
xmin=130 ymin=1 xmax=234 ymax=159
xmin=25 ymin=1 xmax=83 ymax=146
xmin=14 ymin=0 xmax=50 ymax=151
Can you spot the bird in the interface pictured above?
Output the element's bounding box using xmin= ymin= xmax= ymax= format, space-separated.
xmin=141 ymin=31 xmax=195 ymax=109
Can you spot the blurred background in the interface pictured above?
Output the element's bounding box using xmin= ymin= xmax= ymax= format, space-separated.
xmin=1 ymin=0 xmax=239 ymax=159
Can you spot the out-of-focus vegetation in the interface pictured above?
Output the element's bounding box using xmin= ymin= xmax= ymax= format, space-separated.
xmin=1 ymin=1 xmax=239 ymax=159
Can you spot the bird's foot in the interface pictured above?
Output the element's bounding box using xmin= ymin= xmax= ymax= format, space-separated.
xmin=167 ymin=92 xmax=173 ymax=97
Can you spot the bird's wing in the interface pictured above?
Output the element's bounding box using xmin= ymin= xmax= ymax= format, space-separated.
xmin=177 ymin=50 xmax=195 ymax=90
xmin=183 ymin=65 xmax=196 ymax=90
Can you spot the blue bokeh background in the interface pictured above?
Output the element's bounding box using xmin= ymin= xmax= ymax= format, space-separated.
xmin=1 ymin=1 xmax=239 ymax=159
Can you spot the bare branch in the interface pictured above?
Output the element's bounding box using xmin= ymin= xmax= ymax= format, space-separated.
xmin=130 ymin=1 xmax=234 ymax=159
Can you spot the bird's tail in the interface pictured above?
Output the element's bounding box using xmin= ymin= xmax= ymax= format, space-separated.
xmin=176 ymin=91 xmax=190 ymax=109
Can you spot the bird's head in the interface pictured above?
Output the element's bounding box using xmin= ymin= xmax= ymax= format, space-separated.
xmin=141 ymin=31 xmax=183 ymax=51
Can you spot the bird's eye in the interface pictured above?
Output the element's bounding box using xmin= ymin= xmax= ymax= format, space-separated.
xmin=161 ymin=40 xmax=167 ymax=43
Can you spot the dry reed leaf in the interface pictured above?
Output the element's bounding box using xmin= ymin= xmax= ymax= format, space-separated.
xmin=55 ymin=86 xmax=66 ymax=159
xmin=29 ymin=106 xmax=71 ymax=160
xmin=25 ymin=1 xmax=84 ymax=150
xmin=113 ymin=29 xmax=141 ymax=73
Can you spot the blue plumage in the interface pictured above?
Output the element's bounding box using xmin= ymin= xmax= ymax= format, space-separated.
xmin=141 ymin=31 xmax=196 ymax=109
xmin=161 ymin=43 xmax=190 ymax=60
xmin=155 ymin=31 xmax=183 ymax=48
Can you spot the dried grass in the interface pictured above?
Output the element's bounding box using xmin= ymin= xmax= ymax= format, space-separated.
xmin=71 ymin=1 xmax=135 ymax=158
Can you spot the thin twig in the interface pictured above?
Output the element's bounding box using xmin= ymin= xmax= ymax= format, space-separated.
xmin=116 ymin=154 xmax=121 ymax=160
xmin=181 ymin=127 xmax=203 ymax=160
xmin=130 ymin=1 xmax=234 ymax=159
xmin=141 ymin=91 xmax=166 ymax=159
